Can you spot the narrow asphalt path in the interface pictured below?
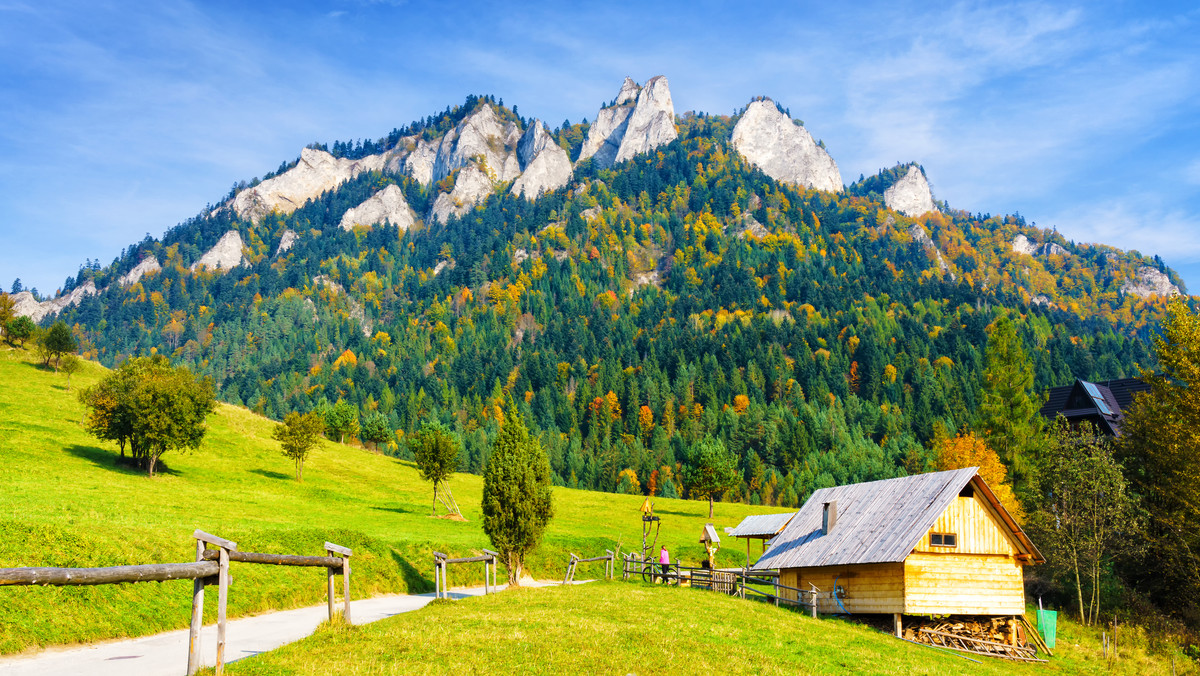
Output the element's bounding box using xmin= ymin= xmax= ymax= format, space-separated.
xmin=0 ymin=580 xmax=582 ymax=676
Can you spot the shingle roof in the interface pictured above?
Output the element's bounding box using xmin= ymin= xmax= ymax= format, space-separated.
xmin=1040 ymin=377 xmax=1150 ymax=436
xmin=752 ymin=468 xmax=1042 ymax=570
xmin=725 ymin=512 xmax=797 ymax=539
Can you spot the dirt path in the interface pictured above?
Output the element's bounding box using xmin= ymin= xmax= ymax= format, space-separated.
xmin=0 ymin=581 xmax=580 ymax=675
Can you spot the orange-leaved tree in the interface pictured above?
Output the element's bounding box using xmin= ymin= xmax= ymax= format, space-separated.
xmin=935 ymin=432 xmax=1025 ymax=523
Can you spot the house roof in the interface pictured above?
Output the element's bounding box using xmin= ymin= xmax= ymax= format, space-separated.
xmin=700 ymin=523 xmax=720 ymax=544
xmin=1040 ymin=378 xmax=1150 ymax=436
xmin=725 ymin=512 xmax=797 ymax=539
xmin=752 ymin=468 xmax=1043 ymax=570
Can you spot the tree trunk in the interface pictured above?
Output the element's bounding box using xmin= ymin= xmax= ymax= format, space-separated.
xmin=1073 ymin=549 xmax=1086 ymax=624
xmin=508 ymin=551 xmax=521 ymax=586
xmin=708 ymin=495 xmax=714 ymax=519
xmin=433 ymin=482 xmax=438 ymax=516
xmin=148 ymin=453 xmax=157 ymax=478
xmin=296 ymin=458 xmax=302 ymax=482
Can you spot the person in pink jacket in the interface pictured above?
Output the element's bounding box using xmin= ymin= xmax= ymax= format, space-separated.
xmin=659 ymin=546 xmax=670 ymax=582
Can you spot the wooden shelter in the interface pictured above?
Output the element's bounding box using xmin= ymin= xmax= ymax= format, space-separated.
xmin=726 ymin=512 xmax=796 ymax=567
xmin=753 ymin=468 xmax=1042 ymax=626
xmin=1039 ymin=377 xmax=1149 ymax=436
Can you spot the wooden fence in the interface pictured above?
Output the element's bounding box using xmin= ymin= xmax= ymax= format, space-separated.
xmin=620 ymin=554 xmax=821 ymax=617
xmin=433 ymin=549 xmax=498 ymax=599
xmin=0 ymin=529 xmax=351 ymax=676
xmin=562 ymin=550 xmax=614 ymax=584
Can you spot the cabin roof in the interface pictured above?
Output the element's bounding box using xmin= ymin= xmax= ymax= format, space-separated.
xmin=1040 ymin=377 xmax=1150 ymax=436
xmin=752 ymin=468 xmax=1043 ymax=570
xmin=725 ymin=512 xmax=797 ymax=539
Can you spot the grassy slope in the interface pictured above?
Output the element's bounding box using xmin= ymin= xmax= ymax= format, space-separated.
xmin=0 ymin=348 xmax=771 ymax=654
xmin=226 ymin=583 xmax=1191 ymax=676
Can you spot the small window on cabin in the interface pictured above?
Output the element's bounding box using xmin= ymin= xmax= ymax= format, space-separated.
xmin=930 ymin=533 xmax=957 ymax=547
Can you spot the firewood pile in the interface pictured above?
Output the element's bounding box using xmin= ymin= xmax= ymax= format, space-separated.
xmin=903 ymin=616 xmax=1046 ymax=662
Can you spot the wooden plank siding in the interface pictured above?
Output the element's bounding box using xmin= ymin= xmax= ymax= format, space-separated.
xmin=903 ymin=553 xmax=1025 ymax=615
xmin=913 ymin=494 xmax=1018 ymax=556
xmin=780 ymin=563 xmax=905 ymax=614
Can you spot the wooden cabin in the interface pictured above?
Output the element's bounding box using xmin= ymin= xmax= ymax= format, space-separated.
xmin=726 ymin=512 xmax=796 ymax=567
xmin=753 ymin=468 xmax=1042 ymax=620
xmin=1039 ymin=377 xmax=1149 ymax=436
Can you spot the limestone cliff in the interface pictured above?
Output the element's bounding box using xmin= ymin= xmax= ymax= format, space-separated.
xmin=578 ymin=76 xmax=678 ymax=169
xmin=1012 ymin=234 xmax=1070 ymax=258
xmin=883 ymin=165 xmax=936 ymax=217
xmin=405 ymin=104 xmax=521 ymax=187
xmin=232 ymin=148 xmax=392 ymax=222
xmin=909 ymin=224 xmax=953 ymax=278
xmin=191 ymin=230 xmax=244 ymax=271
xmin=731 ymin=99 xmax=842 ymax=193
xmin=339 ymin=184 xmax=417 ymax=230
xmin=511 ymin=120 xmax=572 ymax=199
xmin=429 ymin=165 xmax=494 ymax=224
xmin=275 ymin=229 xmax=298 ymax=257
xmin=117 ymin=256 xmax=161 ymax=286
xmin=12 ymin=281 xmax=99 ymax=323
xmin=1121 ymin=266 xmax=1181 ymax=298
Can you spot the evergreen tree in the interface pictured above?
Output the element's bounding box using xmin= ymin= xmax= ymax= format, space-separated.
xmin=359 ymin=411 xmax=393 ymax=451
xmin=323 ymin=400 xmax=360 ymax=443
xmin=409 ymin=421 xmax=462 ymax=516
xmin=684 ymin=435 xmax=740 ymax=518
xmin=5 ymin=316 xmax=34 ymax=347
xmin=1120 ymin=301 xmax=1200 ymax=624
xmin=977 ymin=316 xmax=1043 ymax=491
xmin=482 ymin=404 xmax=554 ymax=584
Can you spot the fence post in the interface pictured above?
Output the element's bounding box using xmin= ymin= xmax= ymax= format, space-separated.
xmin=325 ymin=542 xmax=352 ymax=622
xmin=216 ymin=546 xmax=229 ymax=676
xmin=187 ymin=538 xmax=205 ymax=676
xmin=483 ymin=549 xmax=498 ymax=593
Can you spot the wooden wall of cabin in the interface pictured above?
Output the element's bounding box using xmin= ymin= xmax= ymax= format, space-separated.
xmin=913 ymin=493 xmax=1017 ymax=556
xmin=779 ymin=563 xmax=905 ymax=614
xmin=903 ymin=553 xmax=1025 ymax=615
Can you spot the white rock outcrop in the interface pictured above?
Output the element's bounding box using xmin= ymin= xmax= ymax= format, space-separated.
xmin=339 ymin=184 xmax=417 ymax=231
xmin=578 ymin=76 xmax=678 ymax=169
xmin=883 ymin=165 xmax=936 ymax=217
xmin=511 ymin=120 xmax=573 ymax=199
xmin=1012 ymin=234 xmax=1070 ymax=258
xmin=405 ymin=105 xmax=521 ymax=187
xmin=731 ymin=99 xmax=842 ymax=193
xmin=1121 ymin=266 xmax=1181 ymax=298
xmin=232 ymin=148 xmax=391 ymax=222
xmin=312 ymin=275 xmax=371 ymax=337
xmin=117 ymin=257 xmax=161 ymax=286
xmin=12 ymin=281 xmax=99 ymax=323
xmin=429 ymin=165 xmax=494 ymax=224
xmin=909 ymin=224 xmax=953 ymax=278
xmin=191 ymin=230 xmax=245 ymax=272
xmin=275 ymin=229 xmax=298 ymax=257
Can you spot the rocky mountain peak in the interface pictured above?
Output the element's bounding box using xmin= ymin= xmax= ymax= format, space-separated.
xmin=731 ymin=99 xmax=842 ymax=193
xmin=117 ymin=256 xmax=161 ymax=286
xmin=339 ymin=184 xmax=416 ymax=231
xmin=1121 ymin=266 xmax=1181 ymax=298
xmin=191 ymin=230 xmax=245 ymax=271
xmin=1012 ymin=234 xmax=1070 ymax=258
xmin=511 ymin=119 xmax=572 ymax=200
xmin=883 ymin=165 xmax=936 ymax=217
xmin=232 ymin=147 xmax=390 ymax=222
xmin=578 ymin=75 xmax=678 ymax=169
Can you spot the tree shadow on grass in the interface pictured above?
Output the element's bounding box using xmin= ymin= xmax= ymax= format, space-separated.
xmin=650 ymin=508 xmax=702 ymax=517
xmin=249 ymin=469 xmax=291 ymax=481
xmin=371 ymin=505 xmax=413 ymax=515
xmin=63 ymin=444 xmax=180 ymax=477
xmin=390 ymin=550 xmax=433 ymax=593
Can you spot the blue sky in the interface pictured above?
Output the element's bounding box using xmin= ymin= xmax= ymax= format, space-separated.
xmin=2 ymin=0 xmax=1198 ymax=296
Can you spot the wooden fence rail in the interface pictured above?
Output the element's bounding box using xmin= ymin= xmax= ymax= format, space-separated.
xmin=563 ymin=550 xmax=614 ymax=584
xmin=433 ymin=549 xmax=498 ymax=599
xmin=0 ymin=529 xmax=351 ymax=676
xmin=619 ymin=555 xmax=821 ymax=617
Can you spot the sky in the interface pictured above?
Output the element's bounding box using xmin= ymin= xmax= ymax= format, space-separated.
xmin=2 ymin=0 xmax=1198 ymax=296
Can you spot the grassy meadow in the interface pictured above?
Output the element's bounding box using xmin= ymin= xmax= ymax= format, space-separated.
xmin=224 ymin=582 xmax=1192 ymax=676
xmin=0 ymin=347 xmax=773 ymax=655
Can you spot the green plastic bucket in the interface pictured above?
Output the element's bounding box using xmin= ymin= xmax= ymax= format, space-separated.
xmin=1036 ymin=609 xmax=1057 ymax=649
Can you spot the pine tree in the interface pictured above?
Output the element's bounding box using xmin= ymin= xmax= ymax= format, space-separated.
xmin=482 ymin=404 xmax=554 ymax=585
xmin=684 ymin=435 xmax=740 ymax=518
xmin=977 ymin=316 xmax=1043 ymax=491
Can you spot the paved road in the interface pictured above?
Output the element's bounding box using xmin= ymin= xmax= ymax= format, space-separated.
xmin=0 ymin=582 xmax=575 ymax=676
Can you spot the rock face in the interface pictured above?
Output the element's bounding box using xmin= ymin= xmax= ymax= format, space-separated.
xmin=731 ymin=99 xmax=842 ymax=193
xmin=1012 ymin=234 xmax=1070 ymax=258
xmin=909 ymin=224 xmax=953 ymax=278
xmin=429 ymin=165 xmax=494 ymax=224
xmin=191 ymin=230 xmax=244 ymax=271
xmin=883 ymin=165 xmax=936 ymax=217
xmin=339 ymin=184 xmax=416 ymax=231
xmin=578 ymin=76 xmax=678 ymax=169
xmin=405 ymin=104 xmax=521 ymax=187
xmin=117 ymin=256 xmax=161 ymax=286
xmin=12 ymin=281 xmax=99 ymax=322
xmin=275 ymin=229 xmax=298 ymax=257
xmin=511 ymin=120 xmax=573 ymax=199
xmin=312 ymin=275 xmax=372 ymax=337
xmin=1121 ymin=266 xmax=1181 ymax=298
xmin=232 ymin=148 xmax=390 ymax=222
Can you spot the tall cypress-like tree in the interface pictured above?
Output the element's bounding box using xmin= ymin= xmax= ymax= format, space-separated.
xmin=977 ymin=315 xmax=1043 ymax=491
xmin=482 ymin=404 xmax=554 ymax=584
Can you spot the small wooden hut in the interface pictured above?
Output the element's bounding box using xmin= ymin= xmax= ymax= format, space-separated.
xmin=753 ymin=468 xmax=1042 ymax=628
xmin=726 ymin=512 xmax=797 ymax=567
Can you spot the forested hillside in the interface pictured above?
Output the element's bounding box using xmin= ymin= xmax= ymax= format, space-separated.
xmin=48 ymin=97 xmax=1182 ymax=505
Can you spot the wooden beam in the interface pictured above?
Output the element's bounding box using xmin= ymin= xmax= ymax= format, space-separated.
xmin=193 ymin=530 xmax=238 ymax=552
xmin=216 ymin=547 xmax=229 ymax=676
xmin=324 ymin=542 xmax=352 ymax=557
xmin=187 ymin=539 xmax=205 ymax=676
xmin=0 ymin=561 xmax=219 ymax=586
xmin=203 ymin=550 xmax=343 ymax=568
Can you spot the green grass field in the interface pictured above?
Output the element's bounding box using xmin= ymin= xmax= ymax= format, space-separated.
xmin=0 ymin=347 xmax=773 ymax=655
xmin=2 ymin=346 xmax=1194 ymax=674
xmin=224 ymin=583 xmax=1188 ymax=676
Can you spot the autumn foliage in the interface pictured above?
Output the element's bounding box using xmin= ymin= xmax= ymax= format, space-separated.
xmin=934 ymin=432 xmax=1024 ymax=523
